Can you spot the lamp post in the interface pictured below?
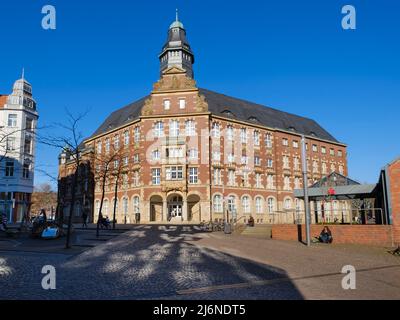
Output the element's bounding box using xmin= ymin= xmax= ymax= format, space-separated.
xmin=301 ymin=135 xmax=311 ymax=246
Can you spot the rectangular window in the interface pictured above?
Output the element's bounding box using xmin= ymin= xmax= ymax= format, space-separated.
xmin=189 ymin=167 xmax=198 ymax=184
xmin=227 ymin=125 xmax=234 ymax=141
xmin=113 ymin=135 xmax=120 ymax=149
xmin=338 ymin=150 xmax=343 ymax=157
xmin=6 ymin=137 xmax=15 ymax=151
xmin=255 ymin=173 xmax=262 ymax=188
xmin=152 ymin=168 xmax=161 ymax=185
xmin=97 ymin=142 xmax=102 ymax=154
xmin=265 ymin=134 xmax=272 ymax=148
xmin=5 ymin=161 xmax=14 ymax=177
xmin=267 ymin=159 xmax=273 ymax=168
xmin=123 ymin=156 xmax=129 ymax=166
xmin=24 ymin=138 xmax=32 ymax=154
xmin=228 ymin=169 xmax=235 ymax=186
xmin=282 ymin=138 xmax=289 ymax=146
xmin=26 ymin=118 xmax=34 ymax=130
xmin=213 ymin=151 xmax=221 ymax=162
xmin=312 ymin=144 xmax=318 ymax=152
xmin=170 ymin=120 xmax=179 ymax=137
xmin=321 ymin=146 xmax=326 ymax=154
xmin=293 ymin=140 xmax=299 ymax=148
xmin=253 ymin=131 xmax=260 ymax=146
xmin=133 ymin=171 xmax=140 ymax=186
xmin=240 ymin=128 xmax=247 ymax=144
xmin=185 ymin=120 xmax=196 ymax=136
xmin=179 ymin=99 xmax=186 ymax=109
xmin=188 ymin=148 xmax=198 ymax=160
xmin=254 ymin=156 xmax=261 ymax=166
xmin=283 ymin=156 xmax=290 ymax=169
xmin=166 ymin=166 xmax=183 ymax=180
xmin=267 ymin=174 xmax=274 ymax=189
xmin=152 ymin=149 xmax=161 ymax=161
xmin=22 ymin=163 xmax=30 ymax=179
xmin=330 ymin=148 xmax=335 ymax=156
xmin=213 ymin=168 xmax=222 ymax=185
xmin=124 ymin=131 xmax=130 ymax=146
xmin=228 ymin=153 xmax=235 ymax=164
xmin=212 ymin=122 xmax=220 ymax=138
xmin=133 ymin=154 xmax=140 ymax=163
xmin=164 ymin=100 xmax=170 ymax=110
xmin=8 ymin=114 xmax=17 ymax=127
xmin=105 ymin=138 xmax=110 ymax=153
xmin=134 ymin=127 xmax=140 ymax=143
xmin=154 ymin=121 xmax=164 ymax=137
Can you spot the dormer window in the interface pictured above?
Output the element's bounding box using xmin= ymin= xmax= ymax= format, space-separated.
xmin=248 ymin=116 xmax=259 ymax=123
xmin=221 ymin=110 xmax=234 ymax=117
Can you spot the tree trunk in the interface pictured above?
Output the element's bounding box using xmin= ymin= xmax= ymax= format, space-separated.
xmin=65 ymin=169 xmax=77 ymax=249
xmin=113 ymin=179 xmax=118 ymax=230
xmin=96 ymin=170 xmax=108 ymax=237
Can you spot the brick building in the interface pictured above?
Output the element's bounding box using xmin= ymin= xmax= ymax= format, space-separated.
xmin=58 ymin=15 xmax=348 ymax=224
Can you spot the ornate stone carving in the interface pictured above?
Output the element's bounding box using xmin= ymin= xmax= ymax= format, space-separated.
xmin=152 ymin=67 xmax=197 ymax=92
xmin=141 ymin=98 xmax=154 ymax=116
xmin=195 ymin=94 xmax=208 ymax=112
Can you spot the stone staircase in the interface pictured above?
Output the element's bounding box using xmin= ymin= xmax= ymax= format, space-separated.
xmin=239 ymin=224 xmax=272 ymax=239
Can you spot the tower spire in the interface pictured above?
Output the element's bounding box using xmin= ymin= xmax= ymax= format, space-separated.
xmin=176 ymin=8 xmax=179 ymax=22
xmin=21 ymin=67 xmax=25 ymax=80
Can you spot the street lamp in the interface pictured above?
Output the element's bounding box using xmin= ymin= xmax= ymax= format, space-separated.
xmin=301 ymin=135 xmax=311 ymax=246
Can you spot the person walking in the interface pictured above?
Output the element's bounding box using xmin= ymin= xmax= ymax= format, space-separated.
xmin=1 ymin=213 xmax=8 ymax=231
xmin=82 ymin=210 xmax=88 ymax=228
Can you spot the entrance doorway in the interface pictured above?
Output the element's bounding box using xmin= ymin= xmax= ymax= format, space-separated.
xmin=168 ymin=195 xmax=183 ymax=221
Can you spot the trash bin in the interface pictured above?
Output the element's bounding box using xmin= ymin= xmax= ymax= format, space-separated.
xmin=224 ymin=223 xmax=232 ymax=234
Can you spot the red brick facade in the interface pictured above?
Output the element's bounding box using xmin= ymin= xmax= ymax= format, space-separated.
xmin=388 ymin=158 xmax=400 ymax=244
xmin=67 ymin=67 xmax=348 ymax=224
xmin=271 ymin=224 xmax=395 ymax=247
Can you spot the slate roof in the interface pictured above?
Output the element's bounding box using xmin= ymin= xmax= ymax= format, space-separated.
xmin=89 ymin=88 xmax=340 ymax=143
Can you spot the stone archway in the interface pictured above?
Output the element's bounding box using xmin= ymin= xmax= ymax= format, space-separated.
xmin=149 ymin=195 xmax=163 ymax=222
xmin=167 ymin=193 xmax=183 ymax=222
xmin=187 ymin=194 xmax=201 ymax=222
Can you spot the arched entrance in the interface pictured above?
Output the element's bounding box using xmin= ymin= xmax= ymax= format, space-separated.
xmin=187 ymin=194 xmax=201 ymax=222
xmin=167 ymin=194 xmax=183 ymax=221
xmin=149 ymin=195 xmax=163 ymax=222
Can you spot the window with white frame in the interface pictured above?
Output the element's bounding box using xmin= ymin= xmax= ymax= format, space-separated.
xmin=313 ymin=161 xmax=319 ymax=173
xmin=293 ymin=140 xmax=299 ymax=148
xmin=241 ymin=155 xmax=249 ymax=165
xmin=242 ymin=196 xmax=250 ymax=214
xmin=179 ymin=99 xmax=186 ymax=109
xmin=213 ymin=195 xmax=223 ymax=212
xmin=123 ymin=156 xmax=129 ymax=166
xmin=294 ymin=157 xmax=300 ymax=170
xmin=113 ymin=135 xmax=120 ymax=150
xmin=240 ymin=128 xmax=247 ymax=144
xmin=213 ymin=168 xmax=222 ymax=185
xmin=103 ymin=199 xmax=109 ymax=216
xmin=228 ymin=196 xmax=236 ymax=212
xmin=267 ymin=174 xmax=274 ymax=189
xmin=255 ymin=173 xmax=262 ymax=188
xmin=284 ymin=198 xmax=292 ymax=210
xmin=321 ymin=146 xmax=326 ymax=154
xmin=283 ymin=156 xmax=290 ymax=169
xmin=312 ymin=144 xmax=318 ymax=152
xmin=228 ymin=169 xmax=235 ymax=186
xmin=339 ymin=165 xmax=344 ymax=174
xmin=133 ymin=196 xmax=140 ymax=213
xmin=105 ymin=138 xmax=110 ymax=153
xmin=154 ymin=121 xmax=164 ymax=137
xmin=188 ymin=148 xmax=198 ymax=160
xmin=330 ymin=163 xmax=336 ymax=172
xmin=134 ymin=127 xmax=140 ymax=143
xmin=254 ymin=156 xmax=261 ymax=166
xmin=322 ymin=162 xmax=327 ymax=174
xmin=294 ymin=177 xmax=301 ymax=189
xmin=267 ymin=159 xmax=273 ymax=168
xmin=267 ymin=197 xmax=275 ymax=213
xmin=330 ymin=148 xmax=335 ymax=156
xmin=284 ymin=176 xmax=291 ymax=190
xmin=169 ymin=120 xmax=179 ymax=137
xmin=227 ymin=125 xmax=234 ymax=140
xmin=152 ymin=149 xmax=160 ymax=161
xmin=152 ymin=168 xmax=161 ymax=185
xmin=243 ymin=172 xmax=249 ymax=186
xmin=189 ymin=167 xmax=198 ymax=184
xmin=166 ymin=166 xmax=183 ymax=180
xmin=338 ymin=150 xmax=343 ymax=157
xmin=255 ymin=197 xmax=263 ymax=214
xmin=97 ymin=141 xmax=102 ymax=154
xmin=163 ymin=99 xmax=170 ymax=110
xmin=265 ymin=134 xmax=272 ymax=148
xmin=212 ymin=122 xmax=220 ymax=138
xmin=228 ymin=153 xmax=235 ymax=164
xmin=253 ymin=131 xmax=260 ymax=146
xmin=133 ymin=154 xmax=139 ymax=163
xmin=122 ymin=198 xmax=129 ymax=217
xmin=122 ymin=173 xmax=128 ymax=188
xmin=8 ymin=114 xmax=17 ymax=127
xmin=282 ymin=138 xmax=289 ymax=146
xmin=6 ymin=137 xmax=15 ymax=151
xmin=185 ymin=120 xmax=196 ymax=136
xmin=133 ymin=170 xmax=140 ymax=186
xmin=124 ymin=131 xmax=129 ymax=145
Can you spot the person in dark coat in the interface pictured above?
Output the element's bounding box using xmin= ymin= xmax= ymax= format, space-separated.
xmin=319 ymin=226 xmax=333 ymax=243
xmin=82 ymin=210 xmax=88 ymax=228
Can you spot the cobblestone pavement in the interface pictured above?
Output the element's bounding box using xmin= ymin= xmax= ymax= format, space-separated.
xmin=0 ymin=225 xmax=399 ymax=300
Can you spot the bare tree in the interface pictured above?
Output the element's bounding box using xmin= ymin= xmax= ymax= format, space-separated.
xmin=94 ymin=143 xmax=125 ymax=235
xmin=38 ymin=109 xmax=88 ymax=249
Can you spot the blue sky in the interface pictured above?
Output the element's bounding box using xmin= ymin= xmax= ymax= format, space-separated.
xmin=0 ymin=0 xmax=399 ymax=186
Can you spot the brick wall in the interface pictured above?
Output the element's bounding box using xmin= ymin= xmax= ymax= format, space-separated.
xmin=389 ymin=158 xmax=400 ymax=244
xmin=271 ymin=224 xmax=397 ymax=247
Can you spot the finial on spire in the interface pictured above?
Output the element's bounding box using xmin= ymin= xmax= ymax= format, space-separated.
xmin=176 ymin=8 xmax=179 ymax=22
xmin=22 ymin=67 xmax=25 ymax=80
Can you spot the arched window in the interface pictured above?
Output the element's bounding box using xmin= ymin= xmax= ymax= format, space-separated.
xmin=133 ymin=196 xmax=140 ymax=214
xmin=103 ymin=200 xmax=109 ymax=216
xmin=227 ymin=196 xmax=236 ymax=213
xmin=255 ymin=197 xmax=263 ymax=214
xmin=213 ymin=195 xmax=222 ymax=212
xmin=123 ymin=198 xmax=129 ymax=217
xmin=284 ymin=198 xmax=292 ymax=210
xmin=95 ymin=200 xmax=100 ymax=216
xmin=267 ymin=197 xmax=275 ymax=214
xmin=242 ymin=196 xmax=250 ymax=214
xmin=295 ymin=199 xmax=301 ymax=213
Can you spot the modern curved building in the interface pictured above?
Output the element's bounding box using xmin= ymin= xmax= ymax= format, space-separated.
xmin=58 ymin=15 xmax=347 ymax=224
